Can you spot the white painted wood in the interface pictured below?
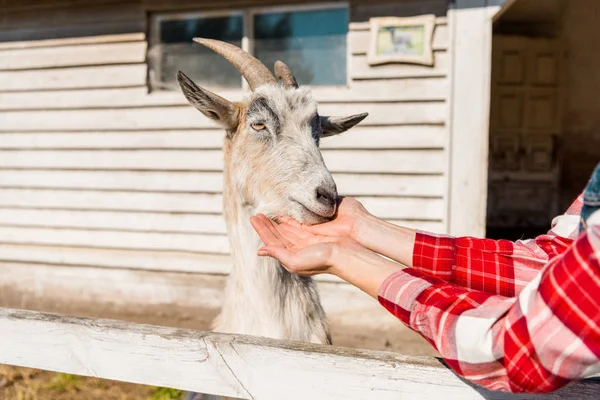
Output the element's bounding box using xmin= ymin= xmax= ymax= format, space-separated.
xmin=0 ymin=130 xmax=225 ymax=149
xmin=0 ymin=189 xmax=443 ymax=219
xmin=0 ymin=243 xmax=233 ymax=275
xmin=0 ymin=79 xmax=448 ymax=109
xmin=0 ymin=208 xmax=228 ymax=234
xmin=0 ymin=41 xmax=147 ymax=70
xmin=0 ymin=170 xmax=224 ymax=192
xmin=0 ymin=126 xmax=446 ymax=150
xmin=0 ymin=64 xmax=146 ymax=91
xmin=0 ymin=226 xmax=231 ymax=254
xmin=0 ymin=103 xmax=446 ymax=130
xmin=335 ymin=174 xmax=445 ymax=197
xmin=0 ymin=208 xmax=443 ymax=238
xmin=350 ymin=23 xmax=449 ymax=54
xmin=447 ymin=1 xmax=503 ymax=237
xmin=0 ymin=307 xmax=597 ymax=399
xmin=325 ymin=150 xmax=444 ymax=174
xmin=0 ymin=33 xmax=146 ymax=50
xmin=351 ymin=51 xmax=448 ymax=80
xmin=0 ymin=189 xmax=223 ymax=213
xmin=360 ymin=197 xmax=445 ymax=220
xmin=0 ymin=170 xmax=445 ymax=196
xmin=0 ymin=149 xmax=445 ymax=174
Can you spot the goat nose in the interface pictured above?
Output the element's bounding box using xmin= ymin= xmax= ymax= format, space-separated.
xmin=316 ymin=185 xmax=337 ymax=208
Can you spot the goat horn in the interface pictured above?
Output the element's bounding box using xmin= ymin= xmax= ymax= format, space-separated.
xmin=274 ymin=61 xmax=298 ymax=89
xmin=193 ymin=38 xmax=277 ymax=91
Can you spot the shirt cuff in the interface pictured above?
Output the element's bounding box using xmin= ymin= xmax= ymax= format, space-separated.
xmin=411 ymin=231 xmax=456 ymax=281
xmin=377 ymin=268 xmax=441 ymax=325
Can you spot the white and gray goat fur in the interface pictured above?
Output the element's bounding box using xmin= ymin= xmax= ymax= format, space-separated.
xmin=178 ymin=38 xmax=367 ymax=400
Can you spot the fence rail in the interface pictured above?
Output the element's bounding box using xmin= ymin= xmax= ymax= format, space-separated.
xmin=0 ymin=307 xmax=598 ymax=399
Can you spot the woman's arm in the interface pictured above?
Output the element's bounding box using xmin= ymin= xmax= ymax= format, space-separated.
xmin=252 ymin=211 xmax=600 ymax=394
xmin=289 ymin=196 xmax=582 ymax=297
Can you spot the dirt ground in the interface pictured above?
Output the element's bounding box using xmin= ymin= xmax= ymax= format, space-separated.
xmin=0 ymin=291 xmax=436 ymax=400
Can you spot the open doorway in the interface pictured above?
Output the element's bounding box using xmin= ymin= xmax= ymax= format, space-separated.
xmin=486 ymin=0 xmax=600 ymax=240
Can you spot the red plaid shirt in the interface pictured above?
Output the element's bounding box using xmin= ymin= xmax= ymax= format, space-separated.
xmin=378 ymin=194 xmax=600 ymax=393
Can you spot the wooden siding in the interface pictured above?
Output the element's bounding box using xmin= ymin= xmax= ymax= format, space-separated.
xmin=0 ymin=0 xmax=449 ymax=278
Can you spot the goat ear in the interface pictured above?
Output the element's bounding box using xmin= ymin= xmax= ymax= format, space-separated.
xmin=177 ymin=71 xmax=239 ymax=130
xmin=320 ymin=113 xmax=368 ymax=137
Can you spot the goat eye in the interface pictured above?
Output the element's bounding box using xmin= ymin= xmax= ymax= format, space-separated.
xmin=251 ymin=123 xmax=266 ymax=131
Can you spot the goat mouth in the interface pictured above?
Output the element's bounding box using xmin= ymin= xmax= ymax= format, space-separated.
xmin=290 ymin=199 xmax=334 ymax=221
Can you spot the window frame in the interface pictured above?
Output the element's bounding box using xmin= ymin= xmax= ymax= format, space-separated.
xmin=148 ymin=2 xmax=350 ymax=92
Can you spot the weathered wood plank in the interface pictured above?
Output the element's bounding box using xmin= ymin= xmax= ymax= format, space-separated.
xmin=0 ymin=243 xmax=232 ymax=275
xmin=0 ymin=33 xmax=146 ymax=50
xmin=0 ymin=78 xmax=448 ymax=109
xmin=0 ymin=208 xmax=444 ymax=237
xmin=0 ymin=41 xmax=147 ymax=70
xmin=0 ymin=189 xmax=444 ymax=219
xmin=0 ymin=126 xmax=446 ymax=150
xmin=335 ymin=174 xmax=445 ymax=197
xmin=0 ymin=130 xmax=225 ymax=149
xmin=0 ymin=208 xmax=228 ymax=235
xmin=0 ymin=307 xmax=597 ymax=399
xmin=0 ymin=64 xmax=146 ymax=91
xmin=0 ymin=189 xmax=223 ymax=213
xmin=0 ymin=3 xmax=141 ymax=30
xmin=0 ymin=102 xmax=446 ymax=130
xmin=351 ymin=51 xmax=448 ymax=80
xmin=0 ymin=21 xmax=145 ymax=44
xmin=349 ymin=24 xmax=449 ymax=55
xmin=360 ymin=197 xmax=445 ymax=220
xmin=0 ymin=170 xmax=446 ymax=197
xmin=0 ymin=226 xmax=231 ymax=254
xmin=0 ymin=149 xmax=445 ymax=173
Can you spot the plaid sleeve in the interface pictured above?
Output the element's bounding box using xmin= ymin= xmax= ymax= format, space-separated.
xmin=411 ymin=193 xmax=583 ymax=297
xmin=378 ymin=210 xmax=600 ymax=394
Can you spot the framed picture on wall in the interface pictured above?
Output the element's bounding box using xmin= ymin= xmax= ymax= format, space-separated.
xmin=367 ymin=15 xmax=435 ymax=66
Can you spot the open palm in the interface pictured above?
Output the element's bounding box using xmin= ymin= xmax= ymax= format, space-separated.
xmin=279 ymin=196 xmax=368 ymax=238
xmin=250 ymin=214 xmax=341 ymax=276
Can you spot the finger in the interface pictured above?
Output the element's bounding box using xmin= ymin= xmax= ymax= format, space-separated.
xmin=257 ymin=214 xmax=293 ymax=247
xmin=278 ymin=215 xmax=303 ymax=228
xmin=250 ymin=215 xmax=281 ymax=246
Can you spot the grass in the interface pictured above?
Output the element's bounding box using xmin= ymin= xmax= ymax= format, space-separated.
xmin=46 ymin=374 xmax=80 ymax=393
xmin=0 ymin=364 xmax=187 ymax=400
xmin=148 ymin=387 xmax=185 ymax=400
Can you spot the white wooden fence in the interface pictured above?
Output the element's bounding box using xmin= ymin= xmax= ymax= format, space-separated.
xmin=0 ymin=308 xmax=598 ymax=399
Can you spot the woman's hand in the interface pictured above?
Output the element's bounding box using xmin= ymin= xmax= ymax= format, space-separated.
xmin=279 ymin=197 xmax=370 ymax=239
xmin=250 ymin=213 xmax=404 ymax=298
xmin=250 ymin=213 xmax=358 ymax=276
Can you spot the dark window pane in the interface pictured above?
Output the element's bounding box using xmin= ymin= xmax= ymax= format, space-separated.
xmin=254 ymin=8 xmax=348 ymax=86
xmin=149 ymin=14 xmax=243 ymax=90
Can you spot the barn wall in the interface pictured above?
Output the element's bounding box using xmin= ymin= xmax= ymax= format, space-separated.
xmin=560 ymin=0 xmax=600 ymax=209
xmin=0 ymin=0 xmax=450 ymax=277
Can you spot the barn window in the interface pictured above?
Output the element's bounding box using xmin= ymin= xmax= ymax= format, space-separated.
xmin=148 ymin=4 xmax=348 ymax=91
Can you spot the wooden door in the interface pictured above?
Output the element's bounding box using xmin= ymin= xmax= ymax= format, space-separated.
xmin=487 ymin=35 xmax=563 ymax=231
